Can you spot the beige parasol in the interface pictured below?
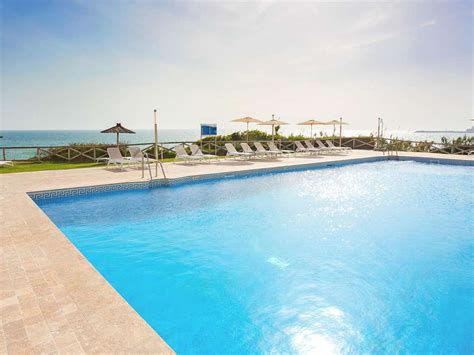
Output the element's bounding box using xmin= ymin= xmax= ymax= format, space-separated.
xmin=298 ymin=119 xmax=326 ymax=138
xmin=324 ymin=118 xmax=349 ymax=146
xmin=258 ymin=115 xmax=288 ymax=142
xmin=231 ymin=117 xmax=263 ymax=141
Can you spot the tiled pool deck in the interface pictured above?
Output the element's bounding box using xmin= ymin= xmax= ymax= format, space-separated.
xmin=1 ymin=151 xmax=472 ymax=353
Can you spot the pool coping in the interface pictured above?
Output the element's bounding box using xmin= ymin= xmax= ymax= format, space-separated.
xmin=27 ymin=154 xmax=473 ymax=201
xmin=2 ymin=151 xmax=473 ymax=353
xmin=27 ymin=155 xmax=385 ymax=200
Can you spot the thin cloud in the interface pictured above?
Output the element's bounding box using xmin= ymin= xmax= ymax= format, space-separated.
xmin=351 ymin=9 xmax=390 ymax=32
xmin=419 ymin=19 xmax=436 ymax=27
xmin=339 ymin=32 xmax=399 ymax=51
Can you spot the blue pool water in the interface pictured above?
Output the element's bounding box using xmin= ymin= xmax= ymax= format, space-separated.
xmin=36 ymin=161 xmax=473 ymax=354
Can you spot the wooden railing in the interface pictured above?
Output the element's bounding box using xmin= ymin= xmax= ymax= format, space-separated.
xmin=1 ymin=137 xmax=473 ymax=161
xmin=381 ymin=138 xmax=474 ymax=155
xmin=0 ymin=142 xmax=181 ymax=162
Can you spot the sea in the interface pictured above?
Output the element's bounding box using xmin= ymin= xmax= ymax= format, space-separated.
xmin=1 ymin=129 xmax=472 ymax=160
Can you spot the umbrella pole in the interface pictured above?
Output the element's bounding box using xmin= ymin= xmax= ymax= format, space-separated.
xmin=310 ymin=125 xmax=313 ymax=139
xmin=116 ymin=132 xmax=119 ymax=147
xmin=154 ymin=109 xmax=158 ymax=177
xmin=247 ymin=122 xmax=249 ymax=142
xmin=272 ymin=114 xmax=275 ymax=142
xmin=339 ymin=117 xmax=342 ymax=147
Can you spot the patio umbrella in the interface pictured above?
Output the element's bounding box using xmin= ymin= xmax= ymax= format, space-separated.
xmin=101 ymin=123 xmax=136 ymax=147
xmin=258 ymin=115 xmax=288 ymax=142
xmin=298 ymin=119 xmax=326 ymax=138
xmin=231 ymin=117 xmax=262 ymax=142
xmin=324 ymin=118 xmax=349 ymax=146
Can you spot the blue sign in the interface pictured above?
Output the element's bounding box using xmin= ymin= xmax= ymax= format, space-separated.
xmin=201 ymin=124 xmax=217 ymax=136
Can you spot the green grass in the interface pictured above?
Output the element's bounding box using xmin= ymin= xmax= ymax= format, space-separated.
xmin=0 ymin=161 xmax=101 ymax=174
xmin=0 ymin=157 xmax=192 ymax=174
xmin=0 ymin=155 xmax=236 ymax=174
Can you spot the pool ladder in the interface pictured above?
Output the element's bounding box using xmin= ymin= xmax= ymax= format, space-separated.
xmin=386 ymin=144 xmax=399 ymax=158
xmin=141 ymin=154 xmax=167 ymax=181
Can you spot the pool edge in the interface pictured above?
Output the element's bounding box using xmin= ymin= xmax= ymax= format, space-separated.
xmin=27 ymin=154 xmax=473 ymax=201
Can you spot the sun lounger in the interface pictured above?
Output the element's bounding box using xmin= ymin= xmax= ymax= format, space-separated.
xmin=326 ymin=140 xmax=351 ymax=151
xmin=315 ymin=139 xmax=343 ymax=152
xmin=106 ymin=147 xmax=129 ymax=170
xmin=190 ymin=144 xmax=218 ymax=161
xmin=267 ymin=141 xmax=294 ymax=156
xmin=295 ymin=141 xmax=319 ymax=154
xmin=240 ymin=143 xmax=266 ymax=158
xmin=175 ymin=144 xmax=203 ymax=164
xmin=0 ymin=160 xmax=14 ymax=167
xmin=304 ymin=141 xmax=325 ymax=154
xmin=127 ymin=146 xmax=156 ymax=168
xmin=224 ymin=143 xmax=253 ymax=159
xmin=254 ymin=142 xmax=280 ymax=158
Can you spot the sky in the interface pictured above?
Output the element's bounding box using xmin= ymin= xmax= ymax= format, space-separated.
xmin=1 ymin=0 xmax=472 ymax=132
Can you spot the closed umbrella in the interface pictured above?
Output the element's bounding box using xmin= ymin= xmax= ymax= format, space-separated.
xmin=231 ymin=117 xmax=262 ymax=142
xmin=101 ymin=123 xmax=136 ymax=147
xmin=298 ymin=119 xmax=326 ymax=138
xmin=258 ymin=115 xmax=288 ymax=142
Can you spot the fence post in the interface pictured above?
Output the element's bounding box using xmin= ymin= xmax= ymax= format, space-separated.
xmin=2 ymin=148 xmax=5 ymax=161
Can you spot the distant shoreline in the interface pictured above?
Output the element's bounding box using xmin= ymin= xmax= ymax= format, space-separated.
xmin=414 ymin=130 xmax=474 ymax=134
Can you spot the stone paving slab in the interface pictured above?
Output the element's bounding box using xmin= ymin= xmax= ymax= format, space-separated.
xmin=1 ymin=150 xmax=472 ymax=353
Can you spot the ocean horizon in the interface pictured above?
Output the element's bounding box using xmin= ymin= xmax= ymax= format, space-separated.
xmin=2 ymin=128 xmax=473 ymax=146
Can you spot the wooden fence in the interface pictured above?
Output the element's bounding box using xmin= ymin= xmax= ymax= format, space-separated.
xmin=1 ymin=137 xmax=473 ymax=161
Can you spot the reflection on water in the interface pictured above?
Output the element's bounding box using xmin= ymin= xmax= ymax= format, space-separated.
xmin=267 ymin=256 xmax=290 ymax=269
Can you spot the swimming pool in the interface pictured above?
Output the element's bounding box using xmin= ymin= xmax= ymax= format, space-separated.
xmin=35 ymin=161 xmax=473 ymax=353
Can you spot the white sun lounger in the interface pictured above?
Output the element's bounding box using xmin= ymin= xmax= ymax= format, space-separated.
xmin=127 ymin=146 xmax=156 ymax=167
xmin=190 ymin=144 xmax=218 ymax=161
xmin=267 ymin=141 xmax=294 ymax=156
xmin=253 ymin=142 xmax=280 ymax=158
xmin=295 ymin=141 xmax=319 ymax=154
xmin=326 ymin=140 xmax=351 ymax=151
xmin=224 ymin=143 xmax=253 ymax=159
xmin=315 ymin=139 xmax=342 ymax=152
xmin=304 ymin=140 xmax=326 ymax=154
xmin=0 ymin=160 xmax=14 ymax=167
xmin=241 ymin=143 xmax=266 ymax=158
xmin=175 ymin=144 xmax=203 ymax=164
xmin=106 ymin=147 xmax=129 ymax=170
